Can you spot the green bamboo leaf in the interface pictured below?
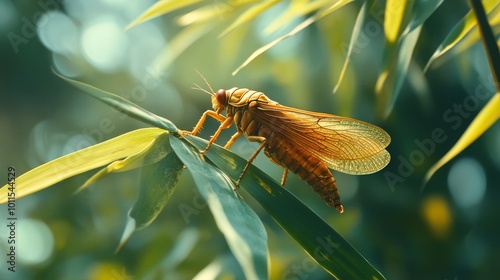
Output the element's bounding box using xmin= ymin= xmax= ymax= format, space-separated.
xmin=402 ymin=0 xmax=444 ymax=36
xmin=376 ymin=25 xmax=422 ymax=118
xmin=76 ymin=132 xmax=171 ymax=192
xmin=333 ymin=0 xmax=372 ymax=94
xmin=424 ymin=0 xmax=499 ymax=71
xmin=117 ymin=136 xmax=184 ymax=251
xmin=170 ymin=136 xmax=268 ymax=280
xmin=126 ymin=0 xmax=202 ymax=30
xmin=232 ymin=0 xmax=353 ymax=75
xmin=425 ymin=93 xmax=500 ymax=182
xmin=0 ymin=128 xmax=166 ymax=204
xmin=55 ymin=72 xmax=178 ymax=133
xmin=183 ymin=134 xmax=385 ymax=279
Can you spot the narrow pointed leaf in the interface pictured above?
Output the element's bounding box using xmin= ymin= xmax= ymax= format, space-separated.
xmin=0 ymin=128 xmax=166 ymax=204
xmin=425 ymin=93 xmax=500 ymax=182
xmin=183 ymin=135 xmax=385 ymax=279
xmin=130 ymin=136 xmax=184 ymax=230
xmin=55 ymin=72 xmax=178 ymax=133
xmin=333 ymin=0 xmax=371 ymax=93
xmin=403 ymin=0 xmax=444 ymax=36
xmin=76 ymin=132 xmax=171 ymax=192
xmin=384 ymin=0 xmax=412 ymax=44
xmin=170 ymin=136 xmax=268 ymax=280
xmin=232 ymin=0 xmax=353 ymax=76
xmin=376 ymin=26 xmax=422 ymax=117
xmin=177 ymin=3 xmax=232 ymax=26
xmin=424 ymin=0 xmax=499 ymax=71
xmin=118 ymin=136 xmax=184 ymax=250
xmin=126 ymin=0 xmax=202 ymax=30
xmin=219 ymin=0 xmax=280 ymax=38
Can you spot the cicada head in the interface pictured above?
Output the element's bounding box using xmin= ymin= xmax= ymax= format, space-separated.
xmin=212 ymin=89 xmax=228 ymax=114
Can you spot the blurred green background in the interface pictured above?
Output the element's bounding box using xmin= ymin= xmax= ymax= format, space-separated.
xmin=1 ymin=0 xmax=499 ymax=279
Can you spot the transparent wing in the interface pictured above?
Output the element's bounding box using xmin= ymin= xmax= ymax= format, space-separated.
xmin=249 ymin=103 xmax=391 ymax=174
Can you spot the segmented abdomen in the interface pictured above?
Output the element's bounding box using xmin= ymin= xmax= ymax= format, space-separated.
xmin=231 ymin=106 xmax=343 ymax=212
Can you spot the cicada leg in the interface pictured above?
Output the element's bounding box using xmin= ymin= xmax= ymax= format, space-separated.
xmin=281 ymin=168 xmax=289 ymax=186
xmin=235 ymin=136 xmax=267 ymax=189
xmin=180 ymin=110 xmax=232 ymax=154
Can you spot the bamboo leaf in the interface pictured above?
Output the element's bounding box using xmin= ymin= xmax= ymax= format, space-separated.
xmin=376 ymin=25 xmax=422 ymax=117
xmin=170 ymin=136 xmax=268 ymax=280
xmin=177 ymin=3 xmax=232 ymax=26
xmin=117 ymin=136 xmax=184 ymax=251
xmin=126 ymin=0 xmax=202 ymax=30
xmin=425 ymin=93 xmax=500 ymax=182
xmin=403 ymin=0 xmax=444 ymax=36
xmin=333 ymin=0 xmax=371 ymax=94
xmin=55 ymin=72 xmax=178 ymax=133
xmin=232 ymin=0 xmax=353 ymax=75
xmin=0 ymin=128 xmax=166 ymax=204
xmin=219 ymin=0 xmax=280 ymax=38
xmin=384 ymin=0 xmax=412 ymax=44
xmin=183 ymin=134 xmax=385 ymax=279
xmin=76 ymin=132 xmax=171 ymax=193
xmin=424 ymin=0 xmax=499 ymax=71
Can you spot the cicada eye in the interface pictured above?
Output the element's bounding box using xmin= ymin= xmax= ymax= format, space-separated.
xmin=216 ymin=89 xmax=227 ymax=105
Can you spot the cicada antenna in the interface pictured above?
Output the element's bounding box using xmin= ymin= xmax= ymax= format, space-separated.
xmin=192 ymin=83 xmax=213 ymax=96
xmin=194 ymin=69 xmax=216 ymax=95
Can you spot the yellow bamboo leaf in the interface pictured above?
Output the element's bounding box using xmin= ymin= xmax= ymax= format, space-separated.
xmin=219 ymin=0 xmax=280 ymax=38
xmin=384 ymin=0 xmax=410 ymax=44
xmin=425 ymin=93 xmax=500 ymax=182
xmin=264 ymin=0 xmax=332 ymax=35
xmin=233 ymin=0 xmax=353 ymax=75
xmin=126 ymin=0 xmax=201 ymax=30
xmin=0 ymin=128 xmax=166 ymax=204
xmin=177 ymin=2 xmax=233 ymax=26
xmin=75 ymin=132 xmax=170 ymax=193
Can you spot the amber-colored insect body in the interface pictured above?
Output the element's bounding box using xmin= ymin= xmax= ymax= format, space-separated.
xmin=182 ymin=83 xmax=391 ymax=213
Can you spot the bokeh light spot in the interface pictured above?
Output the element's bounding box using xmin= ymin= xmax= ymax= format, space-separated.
xmin=421 ymin=195 xmax=452 ymax=238
xmin=37 ymin=11 xmax=79 ymax=55
xmin=18 ymin=219 xmax=54 ymax=265
xmin=81 ymin=16 xmax=128 ymax=72
xmin=447 ymin=157 xmax=486 ymax=210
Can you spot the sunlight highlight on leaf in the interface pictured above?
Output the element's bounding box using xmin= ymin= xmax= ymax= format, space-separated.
xmin=177 ymin=2 xmax=233 ymax=26
xmin=232 ymin=0 xmax=353 ymax=75
xmin=424 ymin=0 xmax=499 ymax=72
xmin=263 ymin=0 xmax=333 ymax=35
xmin=0 ymin=128 xmax=166 ymax=204
xmin=219 ymin=0 xmax=280 ymax=38
xmin=384 ymin=0 xmax=410 ymax=44
xmin=425 ymin=93 xmax=500 ymax=182
xmin=126 ymin=0 xmax=201 ymax=30
xmin=75 ymin=132 xmax=170 ymax=193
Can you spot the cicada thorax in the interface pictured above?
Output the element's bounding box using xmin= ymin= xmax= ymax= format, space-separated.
xmin=223 ymin=88 xmax=343 ymax=212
